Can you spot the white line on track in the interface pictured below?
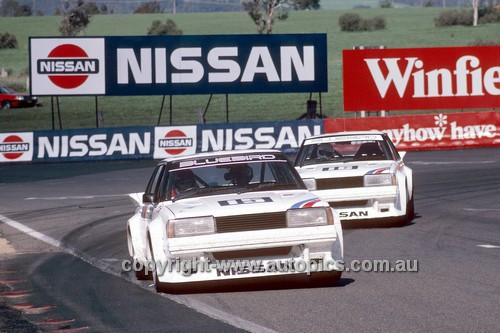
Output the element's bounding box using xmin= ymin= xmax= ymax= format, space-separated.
xmin=0 ymin=213 xmax=276 ymax=333
xmin=477 ymin=245 xmax=500 ymax=249
xmin=24 ymin=194 xmax=128 ymax=200
xmin=463 ymin=208 xmax=500 ymax=211
xmin=410 ymin=161 xmax=496 ymax=165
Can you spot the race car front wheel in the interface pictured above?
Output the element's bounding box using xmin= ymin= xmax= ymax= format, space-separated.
xmin=308 ymin=271 xmax=342 ymax=287
xmin=135 ymin=265 xmax=151 ymax=281
xmin=148 ymin=235 xmax=168 ymax=293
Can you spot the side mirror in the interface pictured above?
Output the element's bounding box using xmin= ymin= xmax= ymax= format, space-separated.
xmin=142 ymin=193 xmax=154 ymax=203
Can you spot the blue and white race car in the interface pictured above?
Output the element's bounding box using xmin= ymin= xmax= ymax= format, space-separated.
xmin=127 ymin=149 xmax=344 ymax=292
xmin=294 ymin=131 xmax=414 ymax=227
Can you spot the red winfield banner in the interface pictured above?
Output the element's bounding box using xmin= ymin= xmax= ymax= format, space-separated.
xmin=324 ymin=111 xmax=499 ymax=151
xmin=343 ymin=46 xmax=500 ymax=111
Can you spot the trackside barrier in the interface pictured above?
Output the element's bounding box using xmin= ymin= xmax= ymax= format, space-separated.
xmin=2 ymin=112 xmax=498 ymax=163
xmin=325 ymin=111 xmax=500 ymax=151
xmin=0 ymin=120 xmax=323 ymax=163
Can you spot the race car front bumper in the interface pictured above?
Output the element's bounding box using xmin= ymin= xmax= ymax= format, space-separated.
xmin=313 ymin=186 xmax=405 ymax=220
xmin=153 ymin=224 xmax=343 ymax=283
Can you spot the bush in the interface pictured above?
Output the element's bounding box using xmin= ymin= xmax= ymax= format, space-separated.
xmin=434 ymin=9 xmax=473 ymax=27
xmin=468 ymin=38 xmax=500 ymax=46
xmin=369 ymin=16 xmax=386 ymax=30
xmin=147 ymin=19 xmax=182 ymax=35
xmin=339 ymin=13 xmax=362 ymax=32
xmin=339 ymin=13 xmax=386 ymax=32
xmin=478 ymin=8 xmax=500 ymax=24
xmin=379 ymin=0 xmax=393 ymax=8
xmin=0 ymin=32 xmax=18 ymax=49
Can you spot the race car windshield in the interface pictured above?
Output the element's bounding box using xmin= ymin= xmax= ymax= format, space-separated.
xmin=165 ymin=161 xmax=304 ymax=201
xmin=296 ymin=139 xmax=395 ymax=166
xmin=0 ymin=87 xmax=15 ymax=94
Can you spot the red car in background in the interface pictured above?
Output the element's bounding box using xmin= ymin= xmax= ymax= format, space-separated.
xmin=0 ymin=86 xmax=39 ymax=109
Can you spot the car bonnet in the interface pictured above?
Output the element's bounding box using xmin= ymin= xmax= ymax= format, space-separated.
xmin=163 ymin=190 xmax=327 ymax=219
xmin=296 ymin=160 xmax=396 ymax=179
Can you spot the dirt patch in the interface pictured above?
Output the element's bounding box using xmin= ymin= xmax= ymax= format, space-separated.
xmin=0 ymin=234 xmax=16 ymax=255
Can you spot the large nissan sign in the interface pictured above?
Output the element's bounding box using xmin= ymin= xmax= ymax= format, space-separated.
xmin=343 ymin=46 xmax=500 ymax=111
xmin=30 ymin=34 xmax=327 ymax=96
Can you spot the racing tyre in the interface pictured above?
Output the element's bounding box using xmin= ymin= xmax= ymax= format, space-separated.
xmin=394 ymin=184 xmax=414 ymax=227
xmin=407 ymin=193 xmax=415 ymax=222
xmin=2 ymin=101 xmax=11 ymax=109
xmin=148 ymin=236 xmax=167 ymax=293
xmin=135 ymin=267 xmax=151 ymax=281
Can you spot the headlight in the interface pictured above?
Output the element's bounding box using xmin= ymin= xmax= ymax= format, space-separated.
xmin=364 ymin=174 xmax=396 ymax=187
xmin=15 ymin=96 xmax=25 ymax=101
xmin=302 ymin=178 xmax=317 ymax=191
xmin=167 ymin=216 xmax=215 ymax=238
xmin=287 ymin=207 xmax=333 ymax=227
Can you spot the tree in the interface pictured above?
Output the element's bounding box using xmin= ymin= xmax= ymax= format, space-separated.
xmin=134 ymin=1 xmax=163 ymax=14
xmin=15 ymin=4 xmax=32 ymax=16
xmin=58 ymin=1 xmax=104 ymax=36
xmin=82 ymin=2 xmax=100 ymax=15
xmin=471 ymin=0 xmax=479 ymax=26
xmin=1 ymin=0 xmax=32 ymax=17
xmin=59 ymin=7 xmax=90 ymax=36
xmin=243 ymin=0 xmax=320 ymax=34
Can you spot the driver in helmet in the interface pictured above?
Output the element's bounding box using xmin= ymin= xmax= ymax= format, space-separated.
xmin=227 ymin=164 xmax=253 ymax=187
xmin=173 ymin=169 xmax=198 ymax=196
xmin=316 ymin=143 xmax=334 ymax=161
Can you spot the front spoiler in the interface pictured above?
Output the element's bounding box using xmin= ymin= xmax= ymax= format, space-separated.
xmin=155 ymin=225 xmax=343 ymax=283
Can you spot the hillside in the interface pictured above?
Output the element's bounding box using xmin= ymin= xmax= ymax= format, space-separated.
xmin=0 ymin=7 xmax=498 ymax=131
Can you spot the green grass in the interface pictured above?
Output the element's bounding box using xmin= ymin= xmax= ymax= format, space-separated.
xmin=0 ymin=8 xmax=498 ymax=131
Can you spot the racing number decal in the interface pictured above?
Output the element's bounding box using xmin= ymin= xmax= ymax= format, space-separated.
xmin=218 ymin=197 xmax=273 ymax=206
xmin=322 ymin=166 xmax=358 ymax=171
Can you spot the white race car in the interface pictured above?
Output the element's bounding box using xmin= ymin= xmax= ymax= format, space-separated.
xmin=294 ymin=131 xmax=414 ymax=227
xmin=127 ymin=149 xmax=344 ymax=292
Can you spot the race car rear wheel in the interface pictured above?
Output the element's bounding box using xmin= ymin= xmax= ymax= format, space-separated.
xmin=2 ymin=101 xmax=11 ymax=109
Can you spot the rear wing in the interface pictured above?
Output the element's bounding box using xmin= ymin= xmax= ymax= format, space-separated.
xmin=128 ymin=192 xmax=144 ymax=207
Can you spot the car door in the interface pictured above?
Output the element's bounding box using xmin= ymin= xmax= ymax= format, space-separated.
xmin=127 ymin=164 xmax=165 ymax=260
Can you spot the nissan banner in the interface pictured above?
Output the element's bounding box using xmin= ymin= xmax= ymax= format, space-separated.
xmin=29 ymin=34 xmax=327 ymax=96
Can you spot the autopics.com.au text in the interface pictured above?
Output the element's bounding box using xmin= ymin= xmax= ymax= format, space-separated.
xmin=121 ymin=257 xmax=418 ymax=277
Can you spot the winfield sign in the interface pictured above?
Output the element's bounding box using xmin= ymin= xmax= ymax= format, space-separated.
xmin=343 ymin=46 xmax=500 ymax=111
xmin=30 ymin=34 xmax=327 ymax=96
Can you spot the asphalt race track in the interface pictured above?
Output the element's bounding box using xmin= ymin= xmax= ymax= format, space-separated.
xmin=1 ymin=148 xmax=499 ymax=332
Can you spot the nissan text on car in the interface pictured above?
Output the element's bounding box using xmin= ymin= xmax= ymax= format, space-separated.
xmin=127 ymin=149 xmax=344 ymax=292
xmin=294 ymin=131 xmax=414 ymax=228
